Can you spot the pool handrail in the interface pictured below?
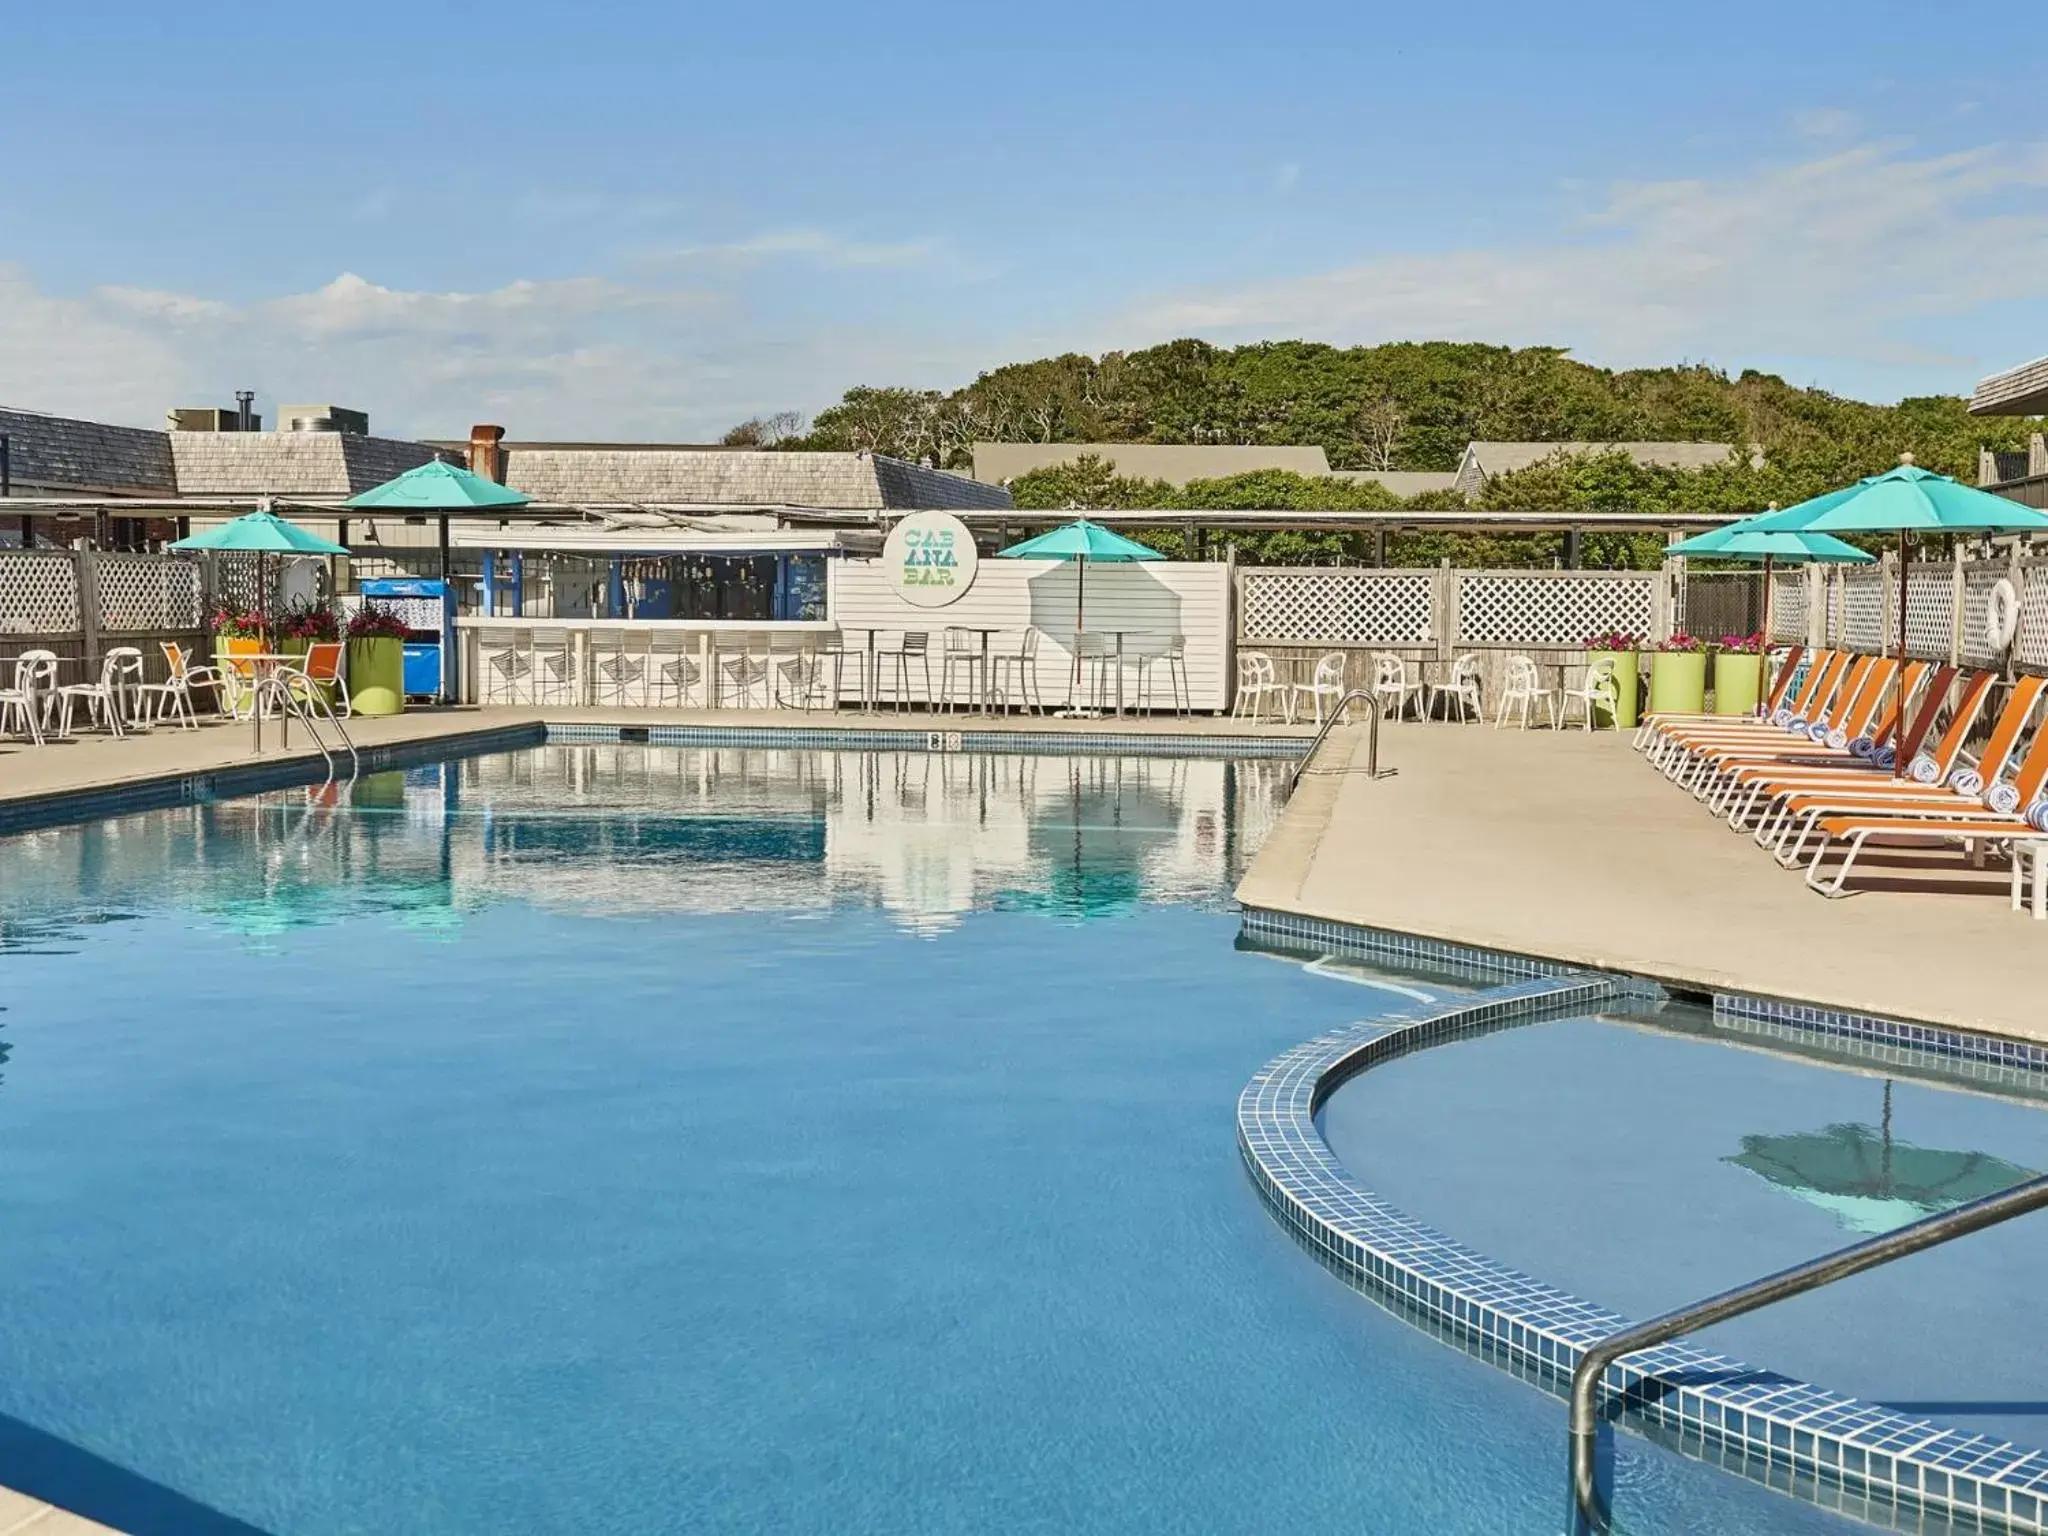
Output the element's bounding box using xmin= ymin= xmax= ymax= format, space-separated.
xmin=1288 ymin=688 xmax=1386 ymax=794
xmin=1568 ymin=1171 xmax=2048 ymax=1532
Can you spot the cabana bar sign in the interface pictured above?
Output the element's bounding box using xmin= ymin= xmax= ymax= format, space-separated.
xmin=884 ymin=511 xmax=979 ymax=608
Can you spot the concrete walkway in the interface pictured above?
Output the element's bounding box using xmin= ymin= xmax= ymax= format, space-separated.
xmin=1236 ymin=721 xmax=2048 ymax=1045
xmin=0 ymin=1486 xmax=120 ymax=1534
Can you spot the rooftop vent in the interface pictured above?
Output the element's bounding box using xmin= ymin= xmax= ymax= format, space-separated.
xmin=279 ymin=403 xmax=369 ymax=435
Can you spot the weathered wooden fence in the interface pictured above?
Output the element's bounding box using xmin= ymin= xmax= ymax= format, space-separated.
xmin=0 ymin=549 xmax=207 ymax=684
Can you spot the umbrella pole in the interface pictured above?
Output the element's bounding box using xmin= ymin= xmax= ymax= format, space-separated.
xmin=1071 ymin=557 xmax=1088 ymax=712
xmin=1894 ymin=530 xmax=1909 ymax=776
xmin=1759 ymin=555 xmax=1773 ymax=717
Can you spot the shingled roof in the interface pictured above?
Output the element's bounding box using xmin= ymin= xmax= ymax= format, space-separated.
xmin=971 ymin=442 xmax=1333 ymax=486
xmin=490 ymin=446 xmax=1011 ymax=509
xmin=0 ymin=407 xmax=176 ymax=494
xmin=1454 ymin=441 xmax=1739 ymax=497
xmin=168 ymin=432 xmax=450 ymax=496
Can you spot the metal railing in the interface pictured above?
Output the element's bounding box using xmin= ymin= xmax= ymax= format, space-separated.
xmin=1569 ymin=1172 xmax=2048 ymax=1531
xmin=256 ymin=668 xmax=361 ymax=783
xmin=1287 ymin=689 xmax=1387 ymax=793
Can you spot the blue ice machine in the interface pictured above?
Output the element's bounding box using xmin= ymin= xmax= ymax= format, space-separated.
xmin=357 ymin=577 xmax=457 ymax=703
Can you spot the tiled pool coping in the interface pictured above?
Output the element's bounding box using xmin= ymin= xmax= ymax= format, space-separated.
xmin=1238 ymin=905 xmax=2048 ymax=1534
xmin=542 ymin=722 xmax=1310 ymax=757
xmin=0 ymin=723 xmax=1307 ymax=842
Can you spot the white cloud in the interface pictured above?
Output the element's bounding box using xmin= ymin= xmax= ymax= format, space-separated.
xmin=669 ymin=228 xmax=942 ymax=271
xmin=0 ymin=264 xmax=991 ymax=441
xmin=1126 ymin=138 xmax=2048 ymax=380
xmin=1791 ymin=107 xmax=1860 ymax=141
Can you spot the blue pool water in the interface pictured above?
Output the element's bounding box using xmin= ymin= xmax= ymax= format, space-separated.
xmin=1320 ymin=1003 xmax=2048 ymax=1456
xmin=0 ymin=745 xmax=1863 ymax=1534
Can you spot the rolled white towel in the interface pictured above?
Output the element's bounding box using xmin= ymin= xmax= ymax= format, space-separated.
xmin=1987 ymin=781 xmax=2023 ymax=816
xmin=2028 ymin=799 xmax=2048 ymax=833
xmin=1907 ymin=753 xmax=1941 ymax=784
xmin=1772 ymin=708 xmax=1795 ymax=727
xmin=1787 ymin=714 xmax=1810 ymax=731
xmin=1806 ymin=722 xmax=1831 ymax=744
xmin=1873 ymin=745 xmax=1897 ymax=769
xmin=1949 ymin=768 xmax=1984 ymax=797
xmin=1825 ymin=727 xmax=1849 ymax=750
xmin=1849 ymin=735 xmax=1877 ymax=758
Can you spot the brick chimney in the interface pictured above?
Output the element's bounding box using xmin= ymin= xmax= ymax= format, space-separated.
xmin=468 ymin=423 xmax=507 ymax=482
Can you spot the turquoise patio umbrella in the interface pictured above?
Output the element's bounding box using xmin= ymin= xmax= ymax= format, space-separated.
xmin=1747 ymin=458 xmax=2048 ymax=768
xmin=171 ymin=508 xmax=350 ymax=633
xmin=995 ymin=518 xmax=1164 ymax=636
xmin=343 ymin=458 xmax=531 ymax=511
xmin=1668 ymin=523 xmax=1874 ymax=703
xmin=170 ymin=508 xmax=349 ymax=556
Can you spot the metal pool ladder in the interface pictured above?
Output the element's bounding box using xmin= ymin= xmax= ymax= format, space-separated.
xmin=1568 ymin=1172 xmax=2048 ymax=1532
xmin=1287 ymin=689 xmax=1389 ymax=794
xmin=257 ymin=670 xmax=361 ymax=784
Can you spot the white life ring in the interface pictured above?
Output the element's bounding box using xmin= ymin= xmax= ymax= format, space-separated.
xmin=1987 ymin=577 xmax=2021 ymax=653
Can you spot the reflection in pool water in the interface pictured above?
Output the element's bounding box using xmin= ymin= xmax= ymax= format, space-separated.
xmin=0 ymin=747 xmax=1861 ymax=1535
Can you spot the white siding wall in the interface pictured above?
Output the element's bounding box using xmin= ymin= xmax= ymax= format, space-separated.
xmin=827 ymin=558 xmax=1231 ymax=711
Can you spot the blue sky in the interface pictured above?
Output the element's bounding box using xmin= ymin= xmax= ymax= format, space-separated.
xmin=2 ymin=0 xmax=2042 ymax=438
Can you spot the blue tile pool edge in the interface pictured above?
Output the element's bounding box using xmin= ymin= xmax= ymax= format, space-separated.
xmin=1235 ymin=916 xmax=2048 ymax=1534
xmin=541 ymin=722 xmax=1311 ymax=757
xmin=0 ymin=723 xmax=549 ymax=839
xmin=0 ymin=722 xmax=1308 ymax=842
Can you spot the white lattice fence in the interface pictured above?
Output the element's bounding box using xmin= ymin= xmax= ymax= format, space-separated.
xmin=1767 ymin=571 xmax=1807 ymax=644
xmin=1238 ymin=569 xmax=1433 ymax=643
xmin=1454 ymin=573 xmax=1656 ymax=646
xmin=2018 ymin=562 xmax=2048 ymax=672
xmin=1837 ymin=570 xmax=1886 ymax=651
xmin=1902 ymin=564 xmax=1953 ymax=660
xmin=1961 ymin=564 xmax=2009 ymax=666
xmin=96 ymin=554 xmax=202 ymax=631
xmin=0 ymin=554 xmax=81 ymax=634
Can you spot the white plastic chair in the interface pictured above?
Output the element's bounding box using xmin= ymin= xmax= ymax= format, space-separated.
xmin=1371 ymin=652 xmax=1426 ymax=722
xmin=1557 ymin=656 xmax=1619 ymax=732
xmin=0 ymin=653 xmax=48 ymax=745
xmin=1292 ymin=652 xmax=1350 ymax=725
xmin=129 ymin=641 xmax=220 ymax=730
xmin=1427 ymin=653 xmax=1483 ymax=723
xmin=1232 ymin=651 xmax=1287 ymax=721
xmin=1494 ymin=654 xmax=1556 ymax=729
xmin=58 ymin=648 xmax=143 ymax=738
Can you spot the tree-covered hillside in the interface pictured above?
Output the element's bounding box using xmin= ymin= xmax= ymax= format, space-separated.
xmin=720 ymin=339 xmax=2041 ymax=564
xmin=730 ymin=339 xmax=2036 ymax=492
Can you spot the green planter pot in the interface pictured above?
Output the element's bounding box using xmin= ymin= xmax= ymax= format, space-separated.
xmin=1587 ymin=649 xmax=1640 ymax=729
xmin=347 ymin=636 xmax=406 ymax=717
xmin=1648 ymin=651 xmax=1708 ymax=716
xmin=1713 ymin=651 xmax=1763 ymax=717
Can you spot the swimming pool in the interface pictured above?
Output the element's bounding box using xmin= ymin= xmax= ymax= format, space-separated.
xmin=0 ymin=744 xmax=1866 ymax=1533
xmin=1319 ymin=1000 xmax=2048 ymax=1451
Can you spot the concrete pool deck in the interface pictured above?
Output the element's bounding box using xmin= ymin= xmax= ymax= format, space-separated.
xmin=1237 ymin=721 xmax=2048 ymax=1047
xmin=0 ymin=1486 xmax=119 ymax=1535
